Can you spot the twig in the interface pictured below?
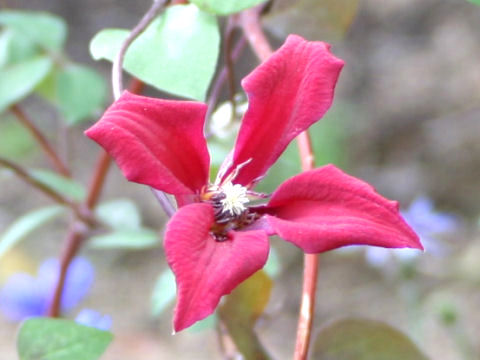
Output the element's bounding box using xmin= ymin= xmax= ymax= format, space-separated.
xmin=240 ymin=6 xmax=319 ymax=360
xmin=151 ymin=189 xmax=176 ymax=217
xmin=205 ymin=36 xmax=247 ymax=122
xmin=85 ymin=151 xmax=112 ymax=209
xmin=112 ymin=0 xmax=168 ymax=99
xmin=224 ymin=17 xmax=239 ymax=118
xmin=10 ymin=105 xmax=71 ymax=177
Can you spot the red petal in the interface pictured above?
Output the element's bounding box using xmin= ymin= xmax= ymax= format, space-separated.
xmin=225 ymin=35 xmax=344 ymax=186
xmin=264 ymin=165 xmax=423 ymax=253
xmin=85 ymin=91 xmax=209 ymax=195
xmin=164 ymin=203 xmax=269 ymax=332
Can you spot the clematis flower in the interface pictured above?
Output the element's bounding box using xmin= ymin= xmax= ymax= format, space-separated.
xmin=85 ymin=35 xmax=423 ymax=332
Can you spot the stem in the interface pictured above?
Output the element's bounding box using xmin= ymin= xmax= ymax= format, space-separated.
xmin=85 ymin=151 xmax=112 ymax=209
xmin=240 ymin=7 xmax=319 ymax=360
xmin=224 ymin=17 xmax=239 ymax=118
xmin=205 ymin=36 xmax=247 ymax=123
xmin=47 ymin=223 xmax=86 ymax=317
xmin=10 ymin=105 xmax=71 ymax=177
xmin=112 ymin=0 xmax=168 ymax=99
xmin=151 ymin=188 xmax=175 ymax=218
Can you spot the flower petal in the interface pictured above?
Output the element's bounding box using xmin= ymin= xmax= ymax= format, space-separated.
xmin=225 ymin=35 xmax=344 ymax=186
xmin=263 ymin=165 xmax=423 ymax=253
xmin=85 ymin=91 xmax=210 ymax=195
xmin=0 ymin=274 xmax=48 ymax=321
xmin=164 ymin=203 xmax=269 ymax=332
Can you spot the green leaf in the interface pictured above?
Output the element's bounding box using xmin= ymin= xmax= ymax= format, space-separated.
xmin=89 ymin=4 xmax=220 ymax=101
xmin=151 ymin=267 xmax=177 ymax=316
xmin=0 ymin=10 xmax=67 ymax=51
xmin=312 ymin=318 xmax=428 ymax=360
xmin=30 ymin=169 xmax=86 ymax=201
xmin=468 ymin=0 xmax=480 ymax=5
xmin=56 ymin=64 xmax=106 ymax=125
xmin=218 ymin=270 xmax=273 ymax=360
xmin=17 ymin=318 xmax=112 ymax=360
xmin=264 ymin=246 xmax=281 ymax=278
xmin=0 ymin=29 xmax=11 ymax=67
xmin=187 ymin=313 xmax=217 ymax=333
xmin=190 ymin=0 xmax=267 ymax=15
xmin=0 ymin=56 xmax=52 ymax=112
xmin=0 ymin=28 xmax=39 ymax=67
xmin=89 ymin=228 xmax=158 ymax=250
xmin=0 ymin=205 xmax=64 ymax=259
xmin=95 ymin=199 xmax=142 ymax=230
xmin=0 ymin=116 xmax=36 ymax=158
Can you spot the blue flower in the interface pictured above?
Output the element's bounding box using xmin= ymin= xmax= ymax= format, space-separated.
xmin=75 ymin=308 xmax=112 ymax=331
xmin=365 ymin=196 xmax=459 ymax=267
xmin=0 ymin=257 xmax=94 ymax=322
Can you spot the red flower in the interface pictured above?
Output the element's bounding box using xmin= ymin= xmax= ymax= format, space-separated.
xmin=85 ymin=35 xmax=422 ymax=332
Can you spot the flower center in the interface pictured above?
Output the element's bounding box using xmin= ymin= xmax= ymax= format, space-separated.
xmin=218 ymin=182 xmax=249 ymax=216
xmin=202 ymin=182 xmax=257 ymax=241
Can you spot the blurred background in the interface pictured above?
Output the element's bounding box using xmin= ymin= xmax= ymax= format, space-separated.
xmin=1 ymin=0 xmax=479 ymax=359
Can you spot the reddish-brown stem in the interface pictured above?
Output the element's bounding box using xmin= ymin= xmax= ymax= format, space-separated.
xmin=10 ymin=104 xmax=71 ymax=177
xmin=294 ymin=132 xmax=318 ymax=360
xmin=85 ymin=151 xmax=112 ymax=209
xmin=47 ymin=223 xmax=86 ymax=317
xmin=240 ymin=7 xmax=319 ymax=360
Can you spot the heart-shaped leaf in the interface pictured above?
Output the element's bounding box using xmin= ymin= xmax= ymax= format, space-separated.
xmin=0 ymin=10 xmax=67 ymax=51
xmin=17 ymin=318 xmax=112 ymax=360
xmin=89 ymin=4 xmax=219 ymax=101
xmin=0 ymin=56 xmax=52 ymax=112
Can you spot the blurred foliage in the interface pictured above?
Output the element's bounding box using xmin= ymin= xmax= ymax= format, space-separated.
xmin=0 ymin=56 xmax=52 ymax=112
xmin=151 ymin=267 xmax=176 ymax=317
xmin=219 ymin=270 xmax=273 ymax=360
xmin=264 ymin=0 xmax=358 ymax=41
xmin=0 ymin=205 xmax=65 ymax=260
xmin=89 ymin=4 xmax=219 ymax=101
xmin=91 ymin=199 xmax=159 ymax=250
xmin=0 ymin=116 xmax=35 ymax=159
xmin=312 ymin=318 xmax=428 ymax=360
xmin=0 ymin=10 xmax=106 ymax=124
xmin=17 ymin=318 xmax=112 ymax=360
xmin=89 ymin=229 xmax=158 ymax=250
xmin=30 ymin=169 xmax=86 ymax=201
xmin=190 ymin=0 xmax=267 ymax=15
xmin=37 ymin=64 xmax=106 ymax=125
xmin=95 ymin=199 xmax=142 ymax=230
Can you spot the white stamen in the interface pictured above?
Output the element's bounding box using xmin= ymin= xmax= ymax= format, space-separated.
xmin=220 ymin=182 xmax=249 ymax=216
